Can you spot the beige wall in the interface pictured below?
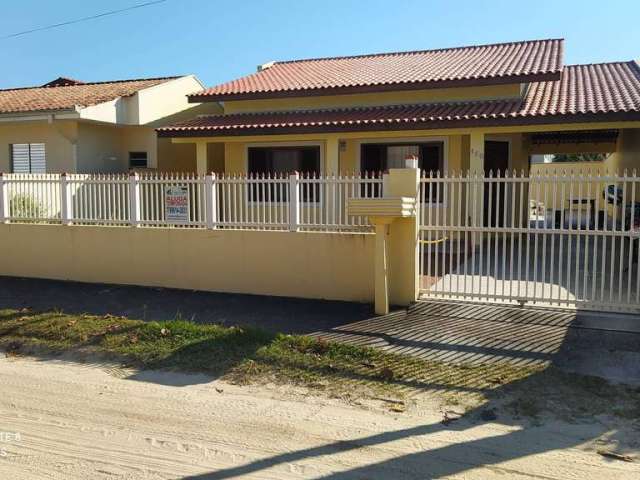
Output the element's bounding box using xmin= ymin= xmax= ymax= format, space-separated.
xmin=76 ymin=122 xmax=123 ymax=172
xmin=0 ymin=224 xmax=375 ymax=303
xmin=77 ymin=123 xmax=160 ymax=173
xmin=0 ymin=121 xmax=77 ymax=173
xmin=605 ymin=128 xmax=640 ymax=174
xmin=224 ymin=84 xmax=523 ymax=114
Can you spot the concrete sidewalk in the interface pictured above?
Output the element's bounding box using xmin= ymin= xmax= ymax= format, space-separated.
xmin=313 ymin=300 xmax=640 ymax=384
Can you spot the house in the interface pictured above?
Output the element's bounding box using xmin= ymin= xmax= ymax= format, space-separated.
xmin=158 ymin=38 xmax=640 ymax=182
xmin=0 ymin=75 xmax=222 ymax=174
xmin=2 ymin=39 xmax=640 ymax=315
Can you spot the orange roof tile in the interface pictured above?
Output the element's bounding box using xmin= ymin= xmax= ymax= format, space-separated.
xmin=191 ymin=39 xmax=564 ymax=101
xmin=160 ymin=62 xmax=640 ymax=136
xmin=0 ymin=76 xmax=179 ymax=114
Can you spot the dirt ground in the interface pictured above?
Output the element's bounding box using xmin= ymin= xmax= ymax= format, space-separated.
xmin=0 ymin=354 xmax=638 ymax=480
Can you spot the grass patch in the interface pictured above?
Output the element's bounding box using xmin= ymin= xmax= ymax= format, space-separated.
xmin=1 ymin=308 xmax=638 ymax=419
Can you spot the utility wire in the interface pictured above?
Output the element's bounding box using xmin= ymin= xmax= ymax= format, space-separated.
xmin=1 ymin=0 xmax=168 ymax=40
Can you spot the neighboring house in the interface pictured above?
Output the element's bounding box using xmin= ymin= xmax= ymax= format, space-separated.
xmin=158 ymin=39 xmax=640 ymax=182
xmin=0 ymin=75 xmax=222 ymax=174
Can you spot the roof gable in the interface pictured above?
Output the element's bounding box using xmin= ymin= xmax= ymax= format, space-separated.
xmin=192 ymin=39 xmax=564 ymax=101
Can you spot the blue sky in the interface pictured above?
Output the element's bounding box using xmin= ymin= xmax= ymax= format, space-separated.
xmin=0 ymin=0 xmax=638 ymax=89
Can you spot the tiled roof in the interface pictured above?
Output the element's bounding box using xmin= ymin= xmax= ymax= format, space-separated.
xmin=0 ymin=76 xmax=180 ymax=114
xmin=160 ymin=62 xmax=640 ymax=136
xmin=191 ymin=39 xmax=564 ymax=101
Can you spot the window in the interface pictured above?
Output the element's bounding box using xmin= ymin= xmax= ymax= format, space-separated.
xmin=360 ymin=141 xmax=444 ymax=200
xmin=129 ymin=152 xmax=148 ymax=169
xmin=248 ymin=146 xmax=321 ymax=202
xmin=11 ymin=143 xmax=46 ymax=173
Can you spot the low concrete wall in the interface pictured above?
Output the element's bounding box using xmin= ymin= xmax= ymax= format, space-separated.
xmin=0 ymin=224 xmax=375 ymax=303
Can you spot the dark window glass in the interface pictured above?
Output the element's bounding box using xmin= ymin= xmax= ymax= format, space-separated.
xmin=247 ymin=146 xmax=321 ymax=202
xmin=129 ymin=152 xmax=148 ymax=169
xmin=359 ymin=142 xmax=444 ymax=200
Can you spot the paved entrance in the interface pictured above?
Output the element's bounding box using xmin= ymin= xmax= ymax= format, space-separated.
xmin=313 ymin=300 xmax=640 ymax=383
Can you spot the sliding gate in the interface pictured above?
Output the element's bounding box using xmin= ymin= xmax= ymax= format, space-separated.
xmin=418 ymin=170 xmax=640 ymax=313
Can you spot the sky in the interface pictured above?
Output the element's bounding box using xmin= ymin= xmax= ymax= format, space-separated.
xmin=0 ymin=0 xmax=638 ymax=90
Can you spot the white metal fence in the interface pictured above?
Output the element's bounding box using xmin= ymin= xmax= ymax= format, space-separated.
xmin=418 ymin=170 xmax=640 ymax=313
xmin=0 ymin=172 xmax=382 ymax=233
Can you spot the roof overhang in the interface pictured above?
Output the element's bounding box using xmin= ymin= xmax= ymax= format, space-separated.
xmin=158 ymin=104 xmax=640 ymax=138
xmin=0 ymin=108 xmax=80 ymax=123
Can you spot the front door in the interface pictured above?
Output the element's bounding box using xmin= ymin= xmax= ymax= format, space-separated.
xmin=483 ymin=141 xmax=509 ymax=227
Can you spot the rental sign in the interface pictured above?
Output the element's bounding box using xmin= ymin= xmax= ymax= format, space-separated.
xmin=165 ymin=186 xmax=189 ymax=223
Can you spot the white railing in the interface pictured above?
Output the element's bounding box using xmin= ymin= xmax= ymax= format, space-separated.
xmin=418 ymin=169 xmax=640 ymax=312
xmin=0 ymin=172 xmax=382 ymax=233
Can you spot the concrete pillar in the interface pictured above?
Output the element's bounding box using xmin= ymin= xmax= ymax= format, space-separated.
xmin=469 ymin=131 xmax=485 ymax=174
xmin=372 ymin=219 xmax=392 ymax=314
xmin=346 ymin=168 xmax=420 ymax=314
xmin=325 ymin=137 xmax=340 ymax=175
xmin=196 ymin=141 xmax=207 ymax=174
xmin=384 ymin=168 xmax=420 ymax=307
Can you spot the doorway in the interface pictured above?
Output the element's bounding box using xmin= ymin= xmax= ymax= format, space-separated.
xmin=483 ymin=141 xmax=509 ymax=227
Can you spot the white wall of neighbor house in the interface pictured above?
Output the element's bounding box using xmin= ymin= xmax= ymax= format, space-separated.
xmin=135 ymin=75 xmax=205 ymax=125
xmin=79 ymin=75 xmax=206 ymax=125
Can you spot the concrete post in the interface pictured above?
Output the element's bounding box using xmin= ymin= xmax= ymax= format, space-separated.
xmin=60 ymin=173 xmax=73 ymax=225
xmin=346 ymin=168 xmax=420 ymax=314
xmin=372 ymin=219 xmax=392 ymax=315
xmin=0 ymin=173 xmax=9 ymax=224
xmin=289 ymin=172 xmax=300 ymax=232
xmin=384 ymin=168 xmax=421 ymax=307
xmin=204 ymin=173 xmax=218 ymax=229
xmin=129 ymin=172 xmax=141 ymax=227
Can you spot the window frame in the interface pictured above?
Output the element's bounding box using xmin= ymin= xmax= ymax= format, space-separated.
xmin=10 ymin=142 xmax=46 ymax=174
xmin=356 ymin=136 xmax=449 ymax=205
xmin=129 ymin=151 xmax=149 ymax=169
xmin=244 ymin=141 xmax=324 ymax=205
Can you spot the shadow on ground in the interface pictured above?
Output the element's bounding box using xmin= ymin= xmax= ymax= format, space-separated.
xmin=2 ymin=277 xmax=639 ymax=478
xmin=0 ymin=276 xmax=373 ymax=334
xmin=179 ymin=366 xmax=639 ymax=479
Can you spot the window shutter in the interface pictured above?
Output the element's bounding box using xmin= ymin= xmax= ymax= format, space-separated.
xmin=29 ymin=143 xmax=46 ymax=173
xmin=11 ymin=144 xmax=31 ymax=173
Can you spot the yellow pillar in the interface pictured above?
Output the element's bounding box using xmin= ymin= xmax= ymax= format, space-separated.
xmin=385 ymin=168 xmax=421 ymax=307
xmin=372 ymin=219 xmax=392 ymax=315
xmin=469 ymin=132 xmax=485 ymax=236
xmin=325 ymin=137 xmax=340 ymax=175
xmin=469 ymin=132 xmax=485 ymax=174
xmin=196 ymin=141 xmax=207 ymax=174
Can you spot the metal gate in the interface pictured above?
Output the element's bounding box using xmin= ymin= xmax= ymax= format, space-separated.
xmin=418 ymin=170 xmax=640 ymax=313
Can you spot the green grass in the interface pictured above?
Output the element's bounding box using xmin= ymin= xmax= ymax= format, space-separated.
xmin=1 ymin=308 xmax=638 ymax=419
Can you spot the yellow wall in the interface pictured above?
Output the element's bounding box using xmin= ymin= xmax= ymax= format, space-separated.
xmin=223 ymin=84 xmax=523 ymax=113
xmin=0 ymin=120 xmax=77 ymax=173
xmin=605 ymin=128 xmax=640 ymax=174
xmin=0 ymin=224 xmax=375 ymax=303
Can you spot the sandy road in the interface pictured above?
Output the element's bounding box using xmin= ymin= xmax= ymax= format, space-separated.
xmin=0 ymin=353 xmax=637 ymax=479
